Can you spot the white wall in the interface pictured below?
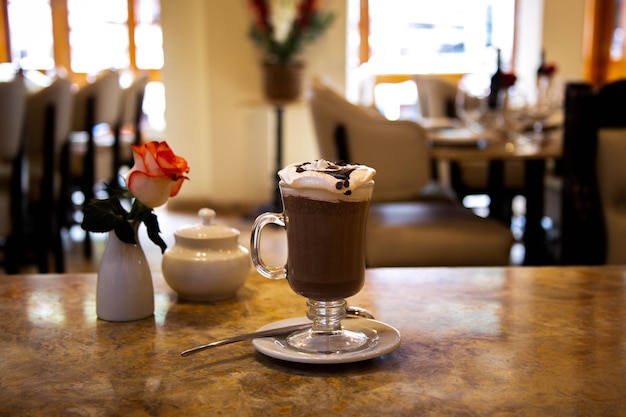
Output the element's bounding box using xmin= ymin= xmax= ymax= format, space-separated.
xmin=541 ymin=0 xmax=586 ymax=82
xmin=160 ymin=0 xmax=347 ymax=209
xmin=513 ymin=0 xmax=585 ymax=87
xmin=515 ymin=0 xmax=544 ymax=86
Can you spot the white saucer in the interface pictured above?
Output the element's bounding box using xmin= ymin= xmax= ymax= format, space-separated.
xmin=252 ymin=317 xmax=401 ymax=364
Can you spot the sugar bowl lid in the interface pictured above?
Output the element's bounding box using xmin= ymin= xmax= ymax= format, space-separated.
xmin=174 ymin=208 xmax=240 ymax=242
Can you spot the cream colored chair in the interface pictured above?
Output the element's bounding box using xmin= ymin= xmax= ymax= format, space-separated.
xmin=413 ymin=74 xmax=458 ymax=119
xmin=69 ymin=70 xmax=122 ymax=187
xmin=0 ymin=76 xmax=27 ymax=273
xmin=67 ymin=70 xmax=122 ymax=257
xmin=24 ymin=77 xmax=73 ymax=272
xmin=310 ymin=75 xmax=436 ymax=202
xmin=596 ymin=128 xmax=626 ymax=264
xmin=309 ymin=76 xmax=514 ymax=266
xmin=114 ymin=72 xmax=149 ymax=178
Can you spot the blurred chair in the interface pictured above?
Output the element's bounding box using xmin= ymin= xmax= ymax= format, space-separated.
xmin=559 ymin=79 xmax=626 ymax=264
xmin=24 ymin=77 xmax=73 ymax=272
xmin=65 ymin=70 xmax=122 ymax=257
xmin=366 ymin=201 xmax=514 ymax=267
xmin=310 ymin=75 xmax=439 ymax=202
xmin=309 ymin=76 xmax=514 ymax=266
xmin=113 ymin=72 xmax=149 ymax=180
xmin=413 ymin=74 xmax=458 ymax=119
xmin=597 ymin=128 xmax=626 ymax=264
xmin=0 ymin=76 xmax=27 ymax=273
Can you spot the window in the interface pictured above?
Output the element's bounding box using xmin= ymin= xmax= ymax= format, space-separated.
xmin=68 ymin=0 xmax=129 ymax=74
xmin=354 ymin=0 xmax=516 ymax=75
xmin=347 ymin=0 xmax=517 ymax=119
xmin=133 ymin=0 xmax=162 ymax=70
xmin=1 ymin=0 xmax=162 ymax=81
xmin=7 ymin=0 xmax=54 ymax=70
xmin=1 ymin=0 xmax=165 ymax=134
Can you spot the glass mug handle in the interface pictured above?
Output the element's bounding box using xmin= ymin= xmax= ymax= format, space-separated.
xmin=250 ymin=212 xmax=287 ymax=279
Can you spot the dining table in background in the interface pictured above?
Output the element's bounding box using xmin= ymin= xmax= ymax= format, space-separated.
xmin=426 ymin=123 xmax=563 ymax=265
xmin=1 ymin=266 xmax=624 ymax=416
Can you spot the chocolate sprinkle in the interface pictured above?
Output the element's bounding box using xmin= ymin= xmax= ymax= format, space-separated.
xmin=295 ymin=161 xmax=361 ymax=194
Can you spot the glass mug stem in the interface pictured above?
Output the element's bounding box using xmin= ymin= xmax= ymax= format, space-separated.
xmin=286 ymin=298 xmax=370 ymax=354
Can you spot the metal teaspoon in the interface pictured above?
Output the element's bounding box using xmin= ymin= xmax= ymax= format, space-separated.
xmin=180 ymin=306 xmax=375 ymax=357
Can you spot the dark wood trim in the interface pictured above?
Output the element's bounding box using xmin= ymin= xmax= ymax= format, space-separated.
xmin=50 ymin=0 xmax=71 ymax=78
xmin=0 ymin=0 xmax=10 ymax=62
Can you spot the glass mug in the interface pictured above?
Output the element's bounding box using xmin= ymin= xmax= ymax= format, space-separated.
xmin=250 ymin=161 xmax=375 ymax=354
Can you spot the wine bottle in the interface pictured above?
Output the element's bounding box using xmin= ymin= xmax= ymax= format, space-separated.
xmin=488 ymin=48 xmax=503 ymax=109
xmin=537 ymin=50 xmax=547 ymax=76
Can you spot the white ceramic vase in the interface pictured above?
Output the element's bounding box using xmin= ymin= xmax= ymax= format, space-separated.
xmin=96 ymin=225 xmax=154 ymax=322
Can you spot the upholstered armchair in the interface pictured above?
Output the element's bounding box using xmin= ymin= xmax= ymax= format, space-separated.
xmin=413 ymin=74 xmax=458 ymax=119
xmin=310 ymin=76 xmax=435 ymax=203
xmin=309 ymin=76 xmax=514 ymax=267
xmin=597 ymin=128 xmax=626 ymax=264
xmin=114 ymin=72 xmax=149 ymax=175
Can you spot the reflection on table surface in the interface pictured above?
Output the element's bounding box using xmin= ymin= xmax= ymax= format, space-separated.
xmin=1 ymin=266 xmax=624 ymax=416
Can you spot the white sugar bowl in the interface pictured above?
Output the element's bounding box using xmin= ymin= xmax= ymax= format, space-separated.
xmin=162 ymin=208 xmax=251 ymax=301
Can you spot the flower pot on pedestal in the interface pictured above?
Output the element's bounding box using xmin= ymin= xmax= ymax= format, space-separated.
xmin=262 ymin=61 xmax=304 ymax=103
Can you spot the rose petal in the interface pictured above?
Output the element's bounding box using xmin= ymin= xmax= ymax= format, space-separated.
xmin=130 ymin=144 xmax=148 ymax=172
xmin=142 ymin=145 xmax=166 ymax=176
xmin=169 ymin=178 xmax=185 ymax=197
xmin=127 ymin=170 xmax=177 ymax=208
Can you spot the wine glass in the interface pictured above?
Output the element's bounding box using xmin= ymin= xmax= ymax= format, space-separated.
xmin=456 ymin=73 xmax=491 ymax=132
xmin=526 ymin=76 xmax=564 ymax=136
xmin=500 ymin=84 xmax=530 ymax=140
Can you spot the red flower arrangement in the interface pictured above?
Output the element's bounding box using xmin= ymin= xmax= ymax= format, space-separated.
xmin=538 ymin=63 xmax=557 ymax=78
xmin=501 ymin=72 xmax=517 ymax=88
xmin=248 ymin=0 xmax=335 ymax=64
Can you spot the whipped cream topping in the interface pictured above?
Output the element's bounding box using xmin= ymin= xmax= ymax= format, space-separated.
xmin=278 ymin=160 xmax=376 ymax=202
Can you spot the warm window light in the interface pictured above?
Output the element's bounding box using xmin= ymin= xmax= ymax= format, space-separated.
xmin=7 ymin=0 xmax=55 ymax=70
xmin=68 ymin=0 xmax=129 ymax=73
xmin=350 ymin=0 xmax=516 ymax=75
xmin=348 ymin=0 xmax=516 ymax=121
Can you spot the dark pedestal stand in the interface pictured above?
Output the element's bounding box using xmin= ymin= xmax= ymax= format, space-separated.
xmin=272 ymin=105 xmax=284 ymax=213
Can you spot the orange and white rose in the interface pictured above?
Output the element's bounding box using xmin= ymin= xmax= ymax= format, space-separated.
xmin=126 ymin=141 xmax=190 ymax=208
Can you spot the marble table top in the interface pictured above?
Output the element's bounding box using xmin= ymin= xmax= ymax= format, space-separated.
xmin=1 ymin=266 xmax=625 ymax=416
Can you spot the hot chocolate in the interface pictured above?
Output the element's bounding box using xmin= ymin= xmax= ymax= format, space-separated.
xmin=282 ymin=194 xmax=370 ymax=299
